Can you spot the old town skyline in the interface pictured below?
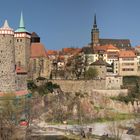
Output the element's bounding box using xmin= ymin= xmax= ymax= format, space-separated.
xmin=1 ymin=0 xmax=140 ymax=50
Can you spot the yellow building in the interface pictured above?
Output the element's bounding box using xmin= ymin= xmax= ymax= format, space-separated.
xmin=118 ymin=50 xmax=137 ymax=76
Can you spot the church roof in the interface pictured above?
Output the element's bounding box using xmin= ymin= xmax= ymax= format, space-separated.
xmin=31 ymin=43 xmax=47 ymax=58
xmin=15 ymin=12 xmax=28 ymax=33
xmin=99 ymin=39 xmax=131 ymax=49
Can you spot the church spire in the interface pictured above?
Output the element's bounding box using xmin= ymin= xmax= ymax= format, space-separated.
xmin=19 ymin=12 xmax=25 ymax=28
xmin=93 ymin=14 xmax=97 ymax=29
xmin=15 ymin=12 xmax=28 ymax=32
xmin=91 ymin=13 xmax=99 ymax=47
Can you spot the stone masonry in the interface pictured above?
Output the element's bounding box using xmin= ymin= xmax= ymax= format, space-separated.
xmin=0 ymin=20 xmax=16 ymax=92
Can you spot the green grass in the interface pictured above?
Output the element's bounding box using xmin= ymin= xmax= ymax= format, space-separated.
xmin=47 ymin=113 xmax=136 ymax=125
xmin=97 ymin=113 xmax=135 ymax=123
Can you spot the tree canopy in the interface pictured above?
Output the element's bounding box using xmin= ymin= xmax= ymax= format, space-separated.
xmin=84 ymin=67 xmax=98 ymax=80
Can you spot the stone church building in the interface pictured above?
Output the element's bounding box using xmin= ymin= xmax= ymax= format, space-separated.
xmin=91 ymin=14 xmax=131 ymax=50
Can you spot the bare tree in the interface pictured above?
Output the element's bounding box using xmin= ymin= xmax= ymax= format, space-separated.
xmin=108 ymin=121 xmax=124 ymax=140
xmin=0 ymin=93 xmax=26 ymax=140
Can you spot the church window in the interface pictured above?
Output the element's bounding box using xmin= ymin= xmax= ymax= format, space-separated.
xmin=17 ymin=39 xmax=19 ymax=42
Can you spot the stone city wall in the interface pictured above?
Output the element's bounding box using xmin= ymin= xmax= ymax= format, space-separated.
xmin=51 ymin=80 xmax=128 ymax=97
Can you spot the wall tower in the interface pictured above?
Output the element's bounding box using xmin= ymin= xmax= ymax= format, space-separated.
xmin=14 ymin=12 xmax=31 ymax=71
xmin=0 ymin=20 xmax=16 ymax=92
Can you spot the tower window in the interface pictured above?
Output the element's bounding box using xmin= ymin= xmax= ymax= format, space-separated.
xmin=17 ymin=39 xmax=19 ymax=42
xmin=20 ymin=39 xmax=22 ymax=42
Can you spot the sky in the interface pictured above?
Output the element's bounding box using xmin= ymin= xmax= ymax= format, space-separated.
xmin=1 ymin=0 xmax=140 ymax=50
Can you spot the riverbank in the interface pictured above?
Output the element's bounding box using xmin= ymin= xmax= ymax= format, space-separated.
xmin=27 ymin=119 xmax=140 ymax=140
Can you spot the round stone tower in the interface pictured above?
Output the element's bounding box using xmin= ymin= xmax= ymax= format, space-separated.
xmin=0 ymin=20 xmax=16 ymax=92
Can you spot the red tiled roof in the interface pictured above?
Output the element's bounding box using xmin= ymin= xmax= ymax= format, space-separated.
xmin=119 ymin=50 xmax=136 ymax=58
xmin=47 ymin=50 xmax=58 ymax=55
xmin=16 ymin=66 xmax=27 ymax=74
xmin=135 ymin=46 xmax=140 ymax=49
xmin=62 ymin=48 xmax=82 ymax=55
xmin=31 ymin=43 xmax=47 ymax=58
xmin=94 ymin=44 xmax=119 ymax=52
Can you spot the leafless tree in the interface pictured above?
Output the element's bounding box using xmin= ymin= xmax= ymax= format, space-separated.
xmin=108 ymin=121 xmax=124 ymax=140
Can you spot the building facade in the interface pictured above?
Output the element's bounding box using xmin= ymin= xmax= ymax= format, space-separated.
xmin=118 ymin=50 xmax=137 ymax=76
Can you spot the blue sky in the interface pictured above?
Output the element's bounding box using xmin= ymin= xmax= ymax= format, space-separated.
xmin=1 ymin=0 xmax=140 ymax=50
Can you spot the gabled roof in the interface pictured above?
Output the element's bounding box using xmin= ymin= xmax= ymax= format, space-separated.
xmin=119 ymin=50 xmax=136 ymax=58
xmin=31 ymin=43 xmax=47 ymax=58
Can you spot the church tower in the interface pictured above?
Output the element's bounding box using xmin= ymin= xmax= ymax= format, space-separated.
xmin=14 ymin=12 xmax=31 ymax=71
xmin=0 ymin=20 xmax=16 ymax=92
xmin=91 ymin=14 xmax=100 ymax=48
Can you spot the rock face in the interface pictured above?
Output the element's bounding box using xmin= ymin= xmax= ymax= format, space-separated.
xmin=90 ymin=91 xmax=140 ymax=114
